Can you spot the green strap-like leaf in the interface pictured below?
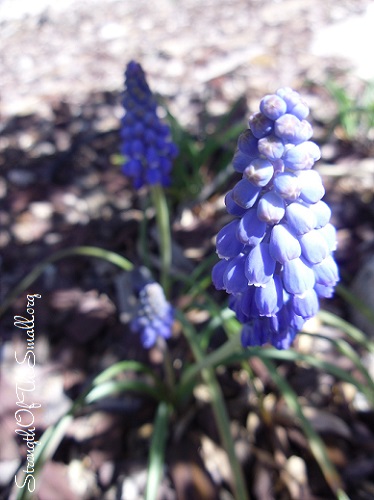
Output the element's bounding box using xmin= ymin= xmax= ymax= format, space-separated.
xmin=85 ymin=379 xmax=165 ymax=404
xmin=318 ymin=309 xmax=374 ymax=353
xmin=0 ymin=245 xmax=134 ymax=318
xmin=145 ymin=401 xmax=172 ymax=500
xmin=150 ymin=184 xmax=172 ymax=298
xmin=92 ymin=360 xmax=162 ymax=386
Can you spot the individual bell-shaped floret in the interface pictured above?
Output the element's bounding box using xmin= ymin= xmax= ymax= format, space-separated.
xmin=291 ymin=288 xmax=319 ymax=319
xmin=318 ymin=223 xmax=337 ymax=252
xmin=257 ymin=191 xmax=286 ymax=225
xmin=285 ymin=202 xmax=317 ymax=235
xmin=312 ymin=255 xmax=339 ymax=288
xmin=308 ymin=200 xmax=331 ymax=229
xmin=237 ymin=209 xmax=267 ymax=246
xmin=232 ymin=179 xmax=261 ymax=209
xmin=297 ymin=170 xmax=325 ymax=203
xmin=248 ymin=112 xmax=273 ymax=138
xmin=243 ymin=158 xmax=274 ymax=187
xmin=283 ymin=141 xmax=321 ymax=170
xmin=245 ymin=242 xmax=276 ymax=286
xmin=273 ymin=172 xmax=301 ymax=201
xmin=241 ymin=321 xmax=266 ymax=348
xmin=255 ymin=275 xmax=284 ymax=317
xmin=282 ymin=257 xmax=315 ymax=295
xmin=238 ymin=287 xmax=258 ymax=319
xmin=269 ymin=223 xmax=301 ymax=263
xmin=216 ymin=219 xmax=244 ymax=259
xmin=298 ymin=229 xmax=329 ymax=264
xmin=237 ymin=129 xmax=259 ymax=158
xmin=223 ymin=254 xmax=248 ymax=294
xmin=276 ymin=87 xmax=309 ymax=119
xmin=212 ymin=259 xmax=229 ymax=290
xmin=258 ymin=134 xmax=285 ymax=161
xmin=224 ymin=190 xmax=247 ymax=216
xmin=259 ymin=94 xmax=287 ymax=120
xmin=274 ymin=114 xmax=303 ymax=143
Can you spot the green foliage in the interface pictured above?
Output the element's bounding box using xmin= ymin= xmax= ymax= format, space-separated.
xmin=167 ymin=97 xmax=245 ymax=202
xmin=326 ymin=79 xmax=374 ymax=148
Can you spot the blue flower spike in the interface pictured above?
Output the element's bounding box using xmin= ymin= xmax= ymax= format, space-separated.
xmin=121 ymin=61 xmax=178 ymax=188
xmin=213 ymin=88 xmax=339 ymax=349
xmin=131 ymin=281 xmax=174 ymax=349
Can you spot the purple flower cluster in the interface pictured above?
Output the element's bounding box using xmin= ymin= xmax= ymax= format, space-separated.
xmin=131 ymin=282 xmax=174 ymax=348
xmin=212 ymin=88 xmax=339 ymax=349
xmin=121 ymin=61 xmax=178 ymax=189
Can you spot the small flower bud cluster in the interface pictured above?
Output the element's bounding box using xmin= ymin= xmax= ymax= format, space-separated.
xmin=121 ymin=61 xmax=178 ymax=189
xmin=212 ymin=88 xmax=339 ymax=349
xmin=131 ymin=282 xmax=174 ymax=348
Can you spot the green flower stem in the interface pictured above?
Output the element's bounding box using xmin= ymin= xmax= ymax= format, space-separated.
xmin=0 ymin=246 xmax=134 ymax=318
xmin=139 ymin=195 xmax=152 ymax=270
xmin=150 ymin=184 xmax=172 ymax=297
xmin=177 ymin=311 xmax=249 ymax=500
xmin=157 ymin=337 xmax=176 ymax=393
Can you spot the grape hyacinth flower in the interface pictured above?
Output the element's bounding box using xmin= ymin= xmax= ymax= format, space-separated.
xmin=212 ymin=88 xmax=339 ymax=349
xmin=121 ymin=61 xmax=178 ymax=188
xmin=131 ymin=281 xmax=174 ymax=348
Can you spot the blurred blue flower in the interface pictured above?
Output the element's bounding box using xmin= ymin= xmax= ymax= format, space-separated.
xmin=212 ymin=88 xmax=339 ymax=349
xmin=131 ymin=281 xmax=174 ymax=348
xmin=121 ymin=61 xmax=178 ymax=188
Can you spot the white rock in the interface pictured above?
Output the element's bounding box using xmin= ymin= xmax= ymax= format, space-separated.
xmin=312 ymin=4 xmax=374 ymax=80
